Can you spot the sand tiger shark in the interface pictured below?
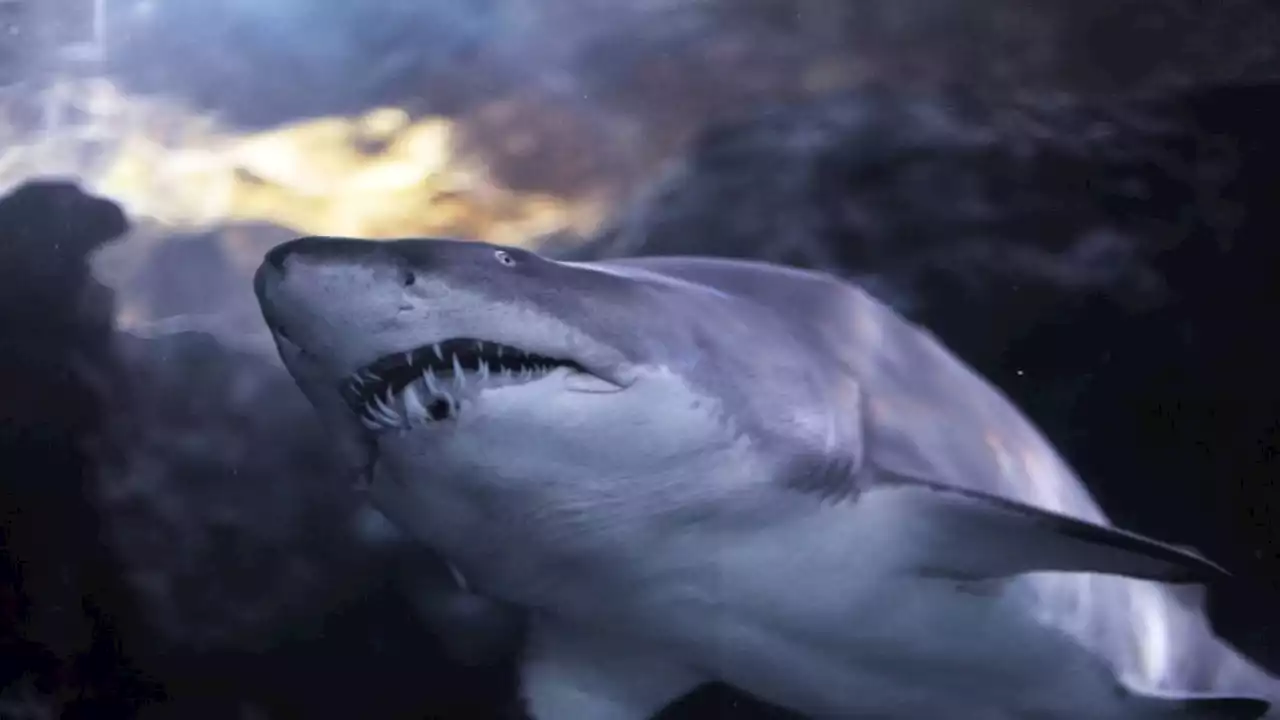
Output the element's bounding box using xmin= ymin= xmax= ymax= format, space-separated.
xmin=254 ymin=235 xmax=1276 ymax=719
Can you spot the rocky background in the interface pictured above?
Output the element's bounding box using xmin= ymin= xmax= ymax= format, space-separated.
xmin=1 ymin=1 xmax=1279 ymax=719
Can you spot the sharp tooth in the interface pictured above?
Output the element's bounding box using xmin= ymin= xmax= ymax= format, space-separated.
xmin=404 ymin=352 xmax=414 ymax=366
xmin=372 ymin=394 xmax=399 ymax=426
xmin=496 ymin=345 xmax=504 ymax=358
xmin=479 ymin=360 xmax=490 ymax=382
xmin=370 ymin=404 xmax=395 ymax=428
xmin=359 ymin=403 xmax=385 ymax=428
xmin=403 ymin=383 xmax=429 ymax=423
xmin=451 ymin=354 xmax=465 ymax=387
xmin=475 ymin=340 xmax=484 ymax=352
xmin=423 ymin=369 xmax=440 ymax=395
xmin=433 ymin=343 xmax=444 ymax=360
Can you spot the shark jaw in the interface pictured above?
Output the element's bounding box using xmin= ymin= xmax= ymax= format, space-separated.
xmin=337 ymin=336 xmax=623 ymax=434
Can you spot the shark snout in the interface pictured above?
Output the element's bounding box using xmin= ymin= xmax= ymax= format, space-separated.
xmin=256 ymin=237 xmax=342 ymax=340
xmin=255 ymin=236 xmax=385 ymax=320
xmin=263 ymin=238 xmax=294 ymax=273
xmin=254 ymin=237 xmax=308 ymax=308
xmin=265 ymin=235 xmax=375 ymax=270
xmin=253 ymin=255 xmax=278 ymax=304
xmin=253 ymin=251 xmax=296 ymax=339
xmin=254 ymin=236 xmax=426 ymax=372
xmin=253 ymin=260 xmax=300 ymax=354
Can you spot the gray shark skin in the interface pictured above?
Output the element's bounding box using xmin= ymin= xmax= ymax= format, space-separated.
xmin=254 ymin=236 xmax=1276 ymax=720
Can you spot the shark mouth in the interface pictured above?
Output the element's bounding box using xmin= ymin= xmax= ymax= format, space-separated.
xmin=340 ymin=338 xmax=583 ymax=432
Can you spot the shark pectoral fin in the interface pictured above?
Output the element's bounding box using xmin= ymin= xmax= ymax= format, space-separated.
xmin=877 ymin=474 xmax=1228 ymax=584
xmin=1127 ymin=692 xmax=1271 ymax=719
xmin=520 ymin=617 xmax=700 ymax=720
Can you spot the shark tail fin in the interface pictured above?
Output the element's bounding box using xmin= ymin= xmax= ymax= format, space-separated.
xmin=1133 ymin=693 xmax=1271 ymax=719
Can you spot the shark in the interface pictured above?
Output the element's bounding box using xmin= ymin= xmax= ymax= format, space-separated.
xmin=254 ymin=235 xmax=1276 ymax=720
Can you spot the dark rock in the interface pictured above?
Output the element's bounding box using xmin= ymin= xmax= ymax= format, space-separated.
xmin=94 ymin=330 xmax=364 ymax=652
xmin=562 ymin=86 xmax=1186 ymax=363
xmin=0 ymin=179 xmax=161 ymax=717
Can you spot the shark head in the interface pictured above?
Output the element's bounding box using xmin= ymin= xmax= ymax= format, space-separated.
xmin=252 ymin=237 xmax=787 ymax=507
xmin=254 ymin=234 xmax=645 ymax=432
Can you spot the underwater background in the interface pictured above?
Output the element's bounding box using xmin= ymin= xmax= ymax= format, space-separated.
xmin=1 ymin=0 xmax=1278 ymax=717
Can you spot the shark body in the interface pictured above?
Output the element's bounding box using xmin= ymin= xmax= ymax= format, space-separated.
xmin=254 ymin=236 xmax=1274 ymax=720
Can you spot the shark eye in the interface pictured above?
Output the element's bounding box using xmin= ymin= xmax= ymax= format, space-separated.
xmin=494 ymin=250 xmax=516 ymax=267
xmin=402 ymin=270 xmax=416 ymax=286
